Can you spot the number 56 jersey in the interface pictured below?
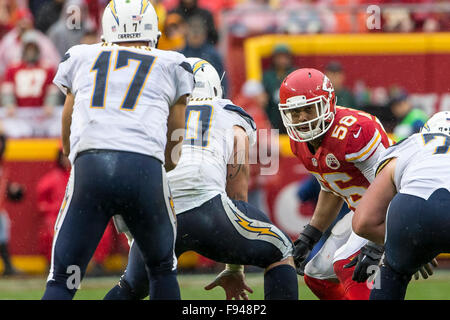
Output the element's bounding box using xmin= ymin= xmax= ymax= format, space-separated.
xmin=53 ymin=42 xmax=194 ymax=164
xmin=290 ymin=107 xmax=392 ymax=211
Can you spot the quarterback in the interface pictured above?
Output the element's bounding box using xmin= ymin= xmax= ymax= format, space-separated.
xmin=42 ymin=0 xmax=194 ymax=299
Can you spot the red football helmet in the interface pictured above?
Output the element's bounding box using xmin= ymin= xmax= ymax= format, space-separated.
xmin=279 ymin=68 xmax=336 ymax=142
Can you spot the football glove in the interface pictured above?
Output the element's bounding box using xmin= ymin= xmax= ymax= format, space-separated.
xmin=344 ymin=241 xmax=384 ymax=283
xmin=293 ymin=224 xmax=322 ymax=276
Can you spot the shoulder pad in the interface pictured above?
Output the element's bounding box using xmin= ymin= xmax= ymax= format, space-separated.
xmin=374 ymin=135 xmax=415 ymax=176
xmin=179 ymin=61 xmax=193 ymax=74
xmin=223 ymin=104 xmax=256 ymax=130
xmin=60 ymin=52 xmax=71 ymax=63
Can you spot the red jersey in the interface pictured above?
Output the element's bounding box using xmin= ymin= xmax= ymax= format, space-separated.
xmin=290 ymin=107 xmax=392 ymax=211
xmin=3 ymin=61 xmax=55 ymax=107
xmin=36 ymin=167 xmax=70 ymax=221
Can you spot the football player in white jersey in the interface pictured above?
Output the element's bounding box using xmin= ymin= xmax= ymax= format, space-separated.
xmin=104 ymin=58 xmax=298 ymax=300
xmin=42 ymin=0 xmax=194 ymax=299
xmin=352 ymin=111 xmax=450 ymax=299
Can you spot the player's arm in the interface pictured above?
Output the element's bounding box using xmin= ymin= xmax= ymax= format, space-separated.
xmin=310 ymin=190 xmax=344 ymax=232
xmin=61 ymin=90 xmax=74 ymax=157
xmin=353 ymin=158 xmax=397 ymax=244
xmin=165 ymin=94 xmax=188 ymax=172
xmin=352 ymin=157 xmax=438 ymax=281
xmin=292 ymin=188 xmax=343 ymax=275
xmin=343 ymin=158 xmax=396 ymax=282
xmin=205 ymin=125 xmax=253 ymax=299
xmin=225 ymin=125 xmax=250 ymax=202
xmin=1 ymin=69 xmax=17 ymax=117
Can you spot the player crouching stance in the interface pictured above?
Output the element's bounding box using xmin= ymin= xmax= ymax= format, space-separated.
xmin=104 ymin=58 xmax=298 ymax=300
xmin=278 ymin=68 xmax=393 ymax=299
xmin=352 ymin=112 xmax=449 ymax=299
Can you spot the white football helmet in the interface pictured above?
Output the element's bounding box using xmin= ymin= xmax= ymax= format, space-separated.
xmin=420 ymin=111 xmax=450 ymax=135
xmin=102 ymin=0 xmax=161 ymax=47
xmin=186 ymin=58 xmax=223 ymax=99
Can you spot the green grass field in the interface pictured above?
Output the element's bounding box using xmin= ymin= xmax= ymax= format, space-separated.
xmin=0 ymin=270 xmax=449 ymax=300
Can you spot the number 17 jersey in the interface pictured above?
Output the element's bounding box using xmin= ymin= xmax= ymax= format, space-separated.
xmin=53 ymin=42 xmax=194 ymax=164
xmin=290 ymin=107 xmax=392 ymax=211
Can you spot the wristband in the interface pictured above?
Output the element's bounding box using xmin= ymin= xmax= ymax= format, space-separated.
xmin=301 ymin=224 xmax=323 ymax=245
xmin=225 ymin=264 xmax=244 ymax=272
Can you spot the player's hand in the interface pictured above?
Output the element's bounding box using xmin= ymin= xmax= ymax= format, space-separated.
xmin=344 ymin=241 xmax=384 ymax=283
xmin=413 ymin=258 xmax=438 ymax=280
xmin=293 ymin=224 xmax=322 ymax=276
xmin=204 ymin=269 xmax=253 ymax=300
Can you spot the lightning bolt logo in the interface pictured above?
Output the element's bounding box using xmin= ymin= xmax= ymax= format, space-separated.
xmin=108 ymin=0 xmax=119 ymax=25
xmin=233 ymin=210 xmax=282 ymax=241
xmin=192 ymin=60 xmax=209 ymax=75
xmin=141 ymin=0 xmax=150 ymax=14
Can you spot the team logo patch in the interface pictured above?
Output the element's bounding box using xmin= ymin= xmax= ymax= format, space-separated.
xmin=326 ymin=153 xmax=340 ymax=170
xmin=311 ymin=158 xmax=318 ymax=167
xmin=322 ymin=75 xmax=334 ymax=99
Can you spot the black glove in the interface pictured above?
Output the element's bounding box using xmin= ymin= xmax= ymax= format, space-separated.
xmin=344 ymin=241 xmax=384 ymax=283
xmin=293 ymin=224 xmax=322 ymax=276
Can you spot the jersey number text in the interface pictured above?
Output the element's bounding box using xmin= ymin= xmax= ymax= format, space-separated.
xmin=90 ymin=50 xmax=156 ymax=110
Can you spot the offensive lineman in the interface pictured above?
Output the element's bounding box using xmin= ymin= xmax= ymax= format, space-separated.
xmin=104 ymin=58 xmax=298 ymax=300
xmin=278 ymin=68 xmax=392 ymax=299
xmin=353 ymin=111 xmax=449 ymax=299
xmin=42 ymin=0 xmax=194 ymax=299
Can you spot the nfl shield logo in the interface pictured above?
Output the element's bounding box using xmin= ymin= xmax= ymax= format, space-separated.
xmin=326 ymin=153 xmax=340 ymax=170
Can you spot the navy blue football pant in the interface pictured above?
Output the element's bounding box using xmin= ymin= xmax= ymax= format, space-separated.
xmin=42 ymin=150 xmax=178 ymax=300
xmin=104 ymin=193 xmax=295 ymax=300
xmin=370 ymin=189 xmax=450 ymax=300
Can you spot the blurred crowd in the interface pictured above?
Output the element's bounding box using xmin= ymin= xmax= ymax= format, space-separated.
xmin=0 ymin=0 xmax=444 ymax=138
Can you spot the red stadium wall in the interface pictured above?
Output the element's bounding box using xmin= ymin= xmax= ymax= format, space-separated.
xmin=0 ymin=140 xmax=129 ymax=273
xmin=4 ymin=161 xmax=54 ymax=255
xmin=226 ymin=33 xmax=450 ymax=113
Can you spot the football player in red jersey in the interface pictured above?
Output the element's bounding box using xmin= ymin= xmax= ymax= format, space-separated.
xmin=278 ymin=68 xmax=392 ymax=300
xmin=1 ymin=30 xmax=59 ymax=117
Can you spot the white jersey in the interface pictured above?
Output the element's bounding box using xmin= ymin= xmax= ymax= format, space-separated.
xmin=53 ymin=42 xmax=194 ymax=164
xmin=167 ymin=98 xmax=257 ymax=213
xmin=376 ymin=132 xmax=450 ymax=200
